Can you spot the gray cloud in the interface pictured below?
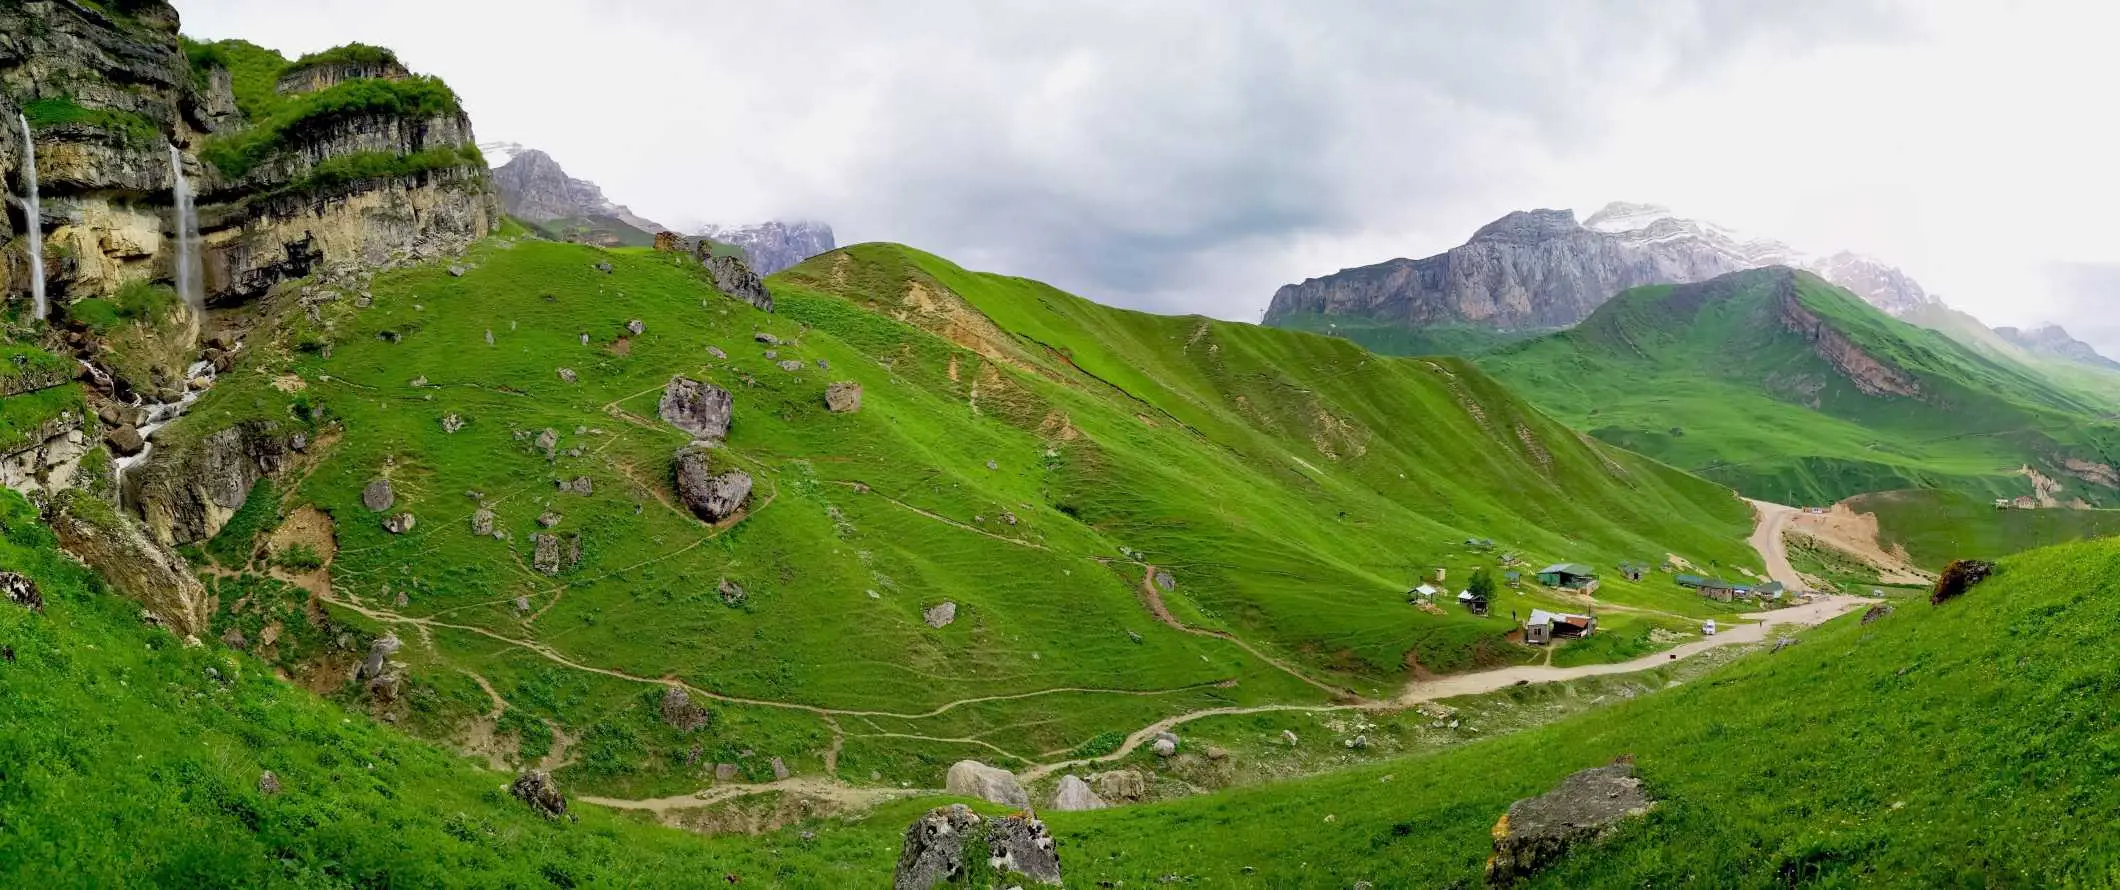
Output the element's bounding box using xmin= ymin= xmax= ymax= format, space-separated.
xmin=2039 ymin=262 xmax=2120 ymax=357
xmin=178 ymin=0 xmax=1917 ymax=319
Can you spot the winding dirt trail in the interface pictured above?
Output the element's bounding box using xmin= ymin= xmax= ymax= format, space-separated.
xmin=1135 ymin=564 xmax=1363 ymax=702
xmin=578 ymin=776 xmax=927 ymax=814
xmin=1747 ymin=499 xmax=1808 ymax=589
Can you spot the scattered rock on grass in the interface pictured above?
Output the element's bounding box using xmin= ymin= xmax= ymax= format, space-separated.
xmin=923 ymin=601 xmax=957 ymax=628
xmin=824 ymin=381 xmax=863 ymax=413
xmin=2 ymin=572 xmax=44 ymax=613
xmin=674 ymin=445 xmax=752 ymax=523
xmin=258 ymin=771 xmax=281 ymax=796
xmin=535 ymin=428 xmax=559 ymax=460
xmin=442 ymin=414 xmax=464 ymax=433
xmin=661 ymin=686 xmax=710 ymax=732
xmin=1485 ymin=760 xmax=1654 ymax=887
xmin=1861 ymin=604 xmax=1894 ymax=625
xmin=771 ymin=757 xmax=790 ymax=781
xmin=383 ymin=513 xmax=416 ymax=534
xmin=717 ymin=578 xmax=748 ymax=607
xmin=537 ymin=511 xmax=562 ymax=528
xmin=753 ymin=332 xmax=781 ymax=346
xmin=707 ymin=346 xmax=727 ymax=359
xmin=362 ymin=478 xmax=395 ymax=512
xmin=659 ymin=376 xmax=734 ymax=441
xmin=557 ymin=367 xmax=578 ymax=384
xmin=626 ymin=319 xmax=645 ymax=336
xmin=511 ymin=770 xmax=569 ymax=819
xmin=471 ymin=509 xmax=494 ymax=536
xmin=1091 ymin=769 xmax=1146 ymax=802
xmin=777 ymin=360 xmax=804 ymax=373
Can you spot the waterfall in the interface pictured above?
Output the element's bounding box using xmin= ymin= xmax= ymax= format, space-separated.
xmin=16 ymin=113 xmax=44 ymax=321
xmin=169 ymin=144 xmax=200 ymax=315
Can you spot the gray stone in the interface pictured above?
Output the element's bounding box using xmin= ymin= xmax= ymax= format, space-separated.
xmin=1861 ymin=604 xmax=1894 ymax=625
xmin=1050 ymin=774 xmax=1107 ymax=811
xmin=943 ymin=760 xmax=1028 ymax=807
xmin=560 ymin=476 xmax=593 ymax=495
xmin=556 ymin=367 xmax=577 ymax=384
xmin=702 ymin=252 xmax=774 ymax=312
xmin=258 ymin=770 xmax=281 ymax=796
xmin=535 ymin=428 xmax=559 ymax=460
xmin=484 ymin=329 xmax=494 ymax=346
xmin=383 ymin=513 xmax=416 ymax=534
xmin=674 ymin=446 xmax=752 ymax=523
xmin=510 ymin=770 xmax=568 ymax=819
xmin=537 ymin=511 xmax=562 ymax=528
xmin=771 ymin=756 xmax=790 ymax=781
xmin=532 ymin=533 xmax=566 ymax=575
xmin=658 ymin=376 xmax=734 ymax=441
xmin=514 ymin=595 xmax=531 ymax=613
xmin=442 ymin=413 xmax=464 ymax=433
xmin=626 ymin=319 xmax=644 ymax=336
xmin=706 ymin=346 xmax=727 ymax=359
xmin=362 ymin=478 xmax=395 ymax=512
xmin=717 ymin=578 xmax=748 ymax=607
xmin=595 ymin=262 xmax=613 ymax=274
xmin=1152 ymin=737 xmax=1177 ymax=757
xmin=776 ymin=360 xmax=804 ymax=372
xmin=448 ymin=265 xmax=466 ymax=277
xmin=753 ymin=332 xmax=781 ymax=345
xmin=893 ymin=804 xmax=980 ymax=890
xmin=715 ymin=763 xmax=738 ymax=781
xmin=986 ymin=811 xmax=1063 ymax=885
xmin=923 ymin=600 xmax=958 ymax=628
xmin=1485 ymin=761 xmax=1655 ymax=887
xmin=470 ymin=509 xmax=495 ymax=536
xmin=762 ymin=350 xmax=778 ymax=360
xmin=825 ymin=381 xmax=863 ymax=413
xmin=357 ymin=634 xmax=402 ymax=681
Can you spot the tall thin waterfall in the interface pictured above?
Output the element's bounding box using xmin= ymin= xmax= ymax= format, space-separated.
xmin=17 ymin=113 xmax=45 ymax=321
xmin=169 ymin=144 xmax=200 ymax=314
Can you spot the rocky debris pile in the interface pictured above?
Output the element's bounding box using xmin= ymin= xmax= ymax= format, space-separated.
xmin=943 ymin=760 xmax=1028 ymax=807
xmin=661 ymin=686 xmax=710 ymax=732
xmin=362 ymin=478 xmax=394 ymax=512
xmin=1049 ymin=774 xmax=1107 ymax=811
xmin=824 ymin=381 xmax=863 ymax=413
xmin=893 ymin=804 xmax=1062 ymax=889
xmin=674 ymin=445 xmax=752 ymax=524
xmin=1861 ymin=603 xmax=1894 ymax=625
xmin=357 ymin=634 xmax=406 ymax=702
xmin=510 ymin=770 xmax=570 ymax=820
xmin=2 ymin=572 xmax=44 ymax=613
xmin=658 ymin=376 xmax=733 ymax=441
xmin=1485 ymin=760 xmax=1655 ymax=887
xmin=1932 ymin=559 xmax=1996 ymax=605
xmin=532 ymin=532 xmax=581 ymax=575
xmin=923 ymin=601 xmax=957 ymax=628
xmin=702 ymin=252 xmax=774 ymax=312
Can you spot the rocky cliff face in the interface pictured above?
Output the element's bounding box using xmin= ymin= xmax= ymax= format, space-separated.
xmin=1995 ymin=323 xmax=2120 ymax=370
xmin=1265 ymin=202 xmax=1941 ymax=334
xmin=487 ymin=147 xmax=666 ymax=234
xmin=1 ymin=1 xmax=496 ymax=318
xmin=695 ymin=221 xmax=835 ymax=276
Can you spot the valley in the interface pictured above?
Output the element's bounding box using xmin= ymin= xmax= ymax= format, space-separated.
xmin=6 ymin=2 xmax=2120 ymax=887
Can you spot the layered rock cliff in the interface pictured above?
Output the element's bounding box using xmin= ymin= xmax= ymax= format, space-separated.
xmin=1265 ymin=202 xmax=1941 ymax=335
xmin=695 ymin=220 xmax=835 ymax=276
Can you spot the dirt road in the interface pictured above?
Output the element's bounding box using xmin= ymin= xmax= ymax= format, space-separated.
xmin=1747 ymin=499 xmax=1808 ymax=589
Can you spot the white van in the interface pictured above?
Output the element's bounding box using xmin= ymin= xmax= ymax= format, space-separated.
xmin=1701 ymin=619 xmax=1717 ymax=636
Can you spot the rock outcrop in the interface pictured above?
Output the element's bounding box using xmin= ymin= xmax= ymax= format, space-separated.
xmin=673 ymin=445 xmax=751 ymax=524
xmin=1485 ymin=761 xmax=1655 ymax=887
xmin=943 ymin=760 xmax=1028 ymax=807
xmin=1995 ymin=323 xmax=2120 ymax=370
xmin=45 ymin=491 xmax=210 ymax=637
xmin=2 ymin=572 xmax=45 ymax=613
xmin=657 ymin=376 xmax=733 ymax=441
xmin=702 ymin=252 xmax=773 ymax=312
xmin=696 ymin=221 xmax=835 ymax=276
xmin=893 ymin=804 xmax=1062 ymax=889
xmin=660 ymin=686 xmax=709 ymax=732
xmin=0 ymin=1 xmax=495 ymax=315
xmin=510 ymin=769 xmax=569 ymax=820
xmin=1091 ymin=769 xmax=1146 ymax=802
xmin=124 ymin=420 xmax=289 ymax=546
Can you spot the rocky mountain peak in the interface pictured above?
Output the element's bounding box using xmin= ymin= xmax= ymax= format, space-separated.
xmin=1807 ymin=251 xmax=1937 ymax=317
xmin=487 ymin=147 xmax=666 ymax=235
xmin=1581 ymin=201 xmax=1677 ymax=233
xmin=695 ymin=221 xmax=836 ymax=276
xmin=1994 ymin=323 xmax=2120 ymax=370
xmin=1469 ymin=208 xmax=1582 ymax=244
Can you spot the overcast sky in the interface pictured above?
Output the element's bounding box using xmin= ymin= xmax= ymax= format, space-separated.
xmin=179 ymin=1 xmax=2119 ymax=349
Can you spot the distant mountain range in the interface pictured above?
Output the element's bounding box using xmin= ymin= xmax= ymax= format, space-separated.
xmin=1266 ymin=202 xmax=2111 ymax=370
xmin=482 ymin=142 xmax=835 ymax=272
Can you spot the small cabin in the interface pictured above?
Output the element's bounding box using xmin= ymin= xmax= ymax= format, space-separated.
xmin=1410 ymin=583 xmax=1441 ymax=604
xmin=1757 ymin=581 xmax=1787 ymax=600
xmin=1536 ymin=563 xmax=1599 ymax=593
xmin=1617 ymin=561 xmax=1649 ymax=582
xmin=1524 ymin=609 xmax=1597 ymax=645
xmin=1458 ymin=590 xmax=1490 ymax=616
xmin=1677 ymin=574 xmax=1740 ymax=602
xmin=1503 ymin=570 xmax=1523 ymax=588
xmin=1464 ymin=537 xmax=1496 ymax=551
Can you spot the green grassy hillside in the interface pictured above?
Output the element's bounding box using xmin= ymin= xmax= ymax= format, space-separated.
xmin=1846 ymin=489 xmax=2120 ymax=569
xmin=153 ymin=234 xmax=1759 ymax=802
xmin=1266 ymin=310 xmax=1545 ymax=358
xmin=1479 ymin=268 xmax=2120 ymax=506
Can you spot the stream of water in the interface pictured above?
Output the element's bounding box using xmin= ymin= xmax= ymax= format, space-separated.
xmin=169 ymin=144 xmax=200 ymax=315
xmin=16 ymin=113 xmax=45 ymax=321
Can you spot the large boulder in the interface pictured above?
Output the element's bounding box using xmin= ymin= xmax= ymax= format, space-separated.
xmin=893 ymin=804 xmax=1062 ymax=890
xmin=46 ymin=492 xmax=211 ymax=637
xmin=1485 ymin=761 xmax=1656 ymax=887
xmin=658 ymin=376 xmax=733 ymax=441
xmin=357 ymin=634 xmax=402 ymax=682
xmin=673 ymin=445 xmax=752 ymax=524
xmin=2 ymin=572 xmax=44 ymax=613
xmin=824 ymin=381 xmax=862 ymax=413
xmin=701 ymin=251 xmax=774 ymax=312
xmin=1050 ymin=774 xmax=1107 ymax=811
xmin=943 ymin=760 xmax=1028 ymax=807
xmin=361 ymin=478 xmax=394 ymax=511
xmin=1091 ymin=769 xmax=1147 ymax=802
xmin=922 ymin=601 xmax=957 ymax=628
xmin=660 ymin=686 xmax=709 ymax=732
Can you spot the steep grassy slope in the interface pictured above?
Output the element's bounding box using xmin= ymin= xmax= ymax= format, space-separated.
xmin=1846 ymin=489 xmax=2120 ymax=569
xmin=1481 ymin=268 xmax=2120 ymax=506
xmin=1266 ymin=310 xmax=1544 ymax=358
xmin=158 ymin=235 xmax=1757 ymax=801
xmin=0 ymin=488 xmax=938 ymax=886
xmin=1041 ymin=537 xmax=2120 ymax=886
